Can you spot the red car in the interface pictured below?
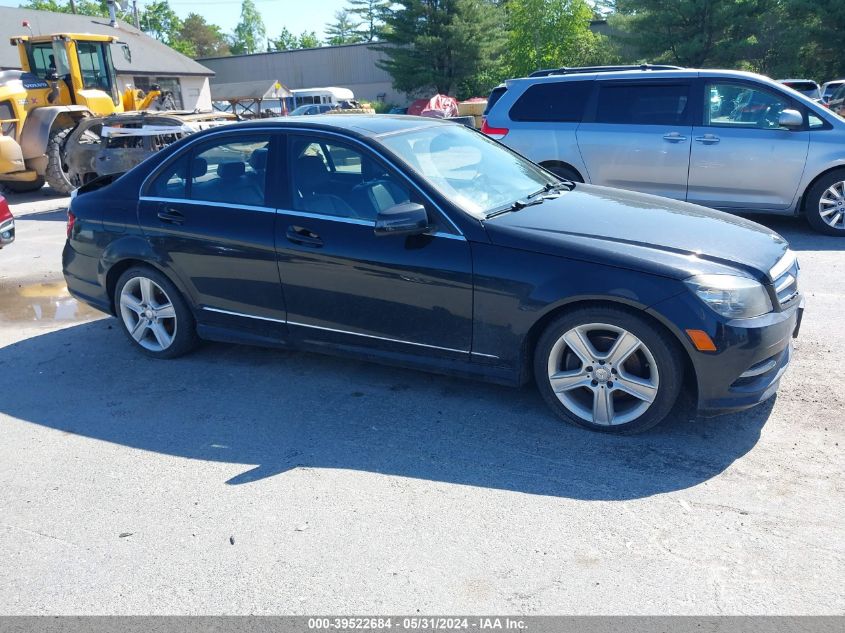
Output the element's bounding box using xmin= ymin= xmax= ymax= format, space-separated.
xmin=0 ymin=194 xmax=14 ymax=248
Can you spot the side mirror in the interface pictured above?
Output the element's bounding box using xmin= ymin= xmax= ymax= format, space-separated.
xmin=778 ymin=109 xmax=803 ymax=129
xmin=374 ymin=202 xmax=429 ymax=237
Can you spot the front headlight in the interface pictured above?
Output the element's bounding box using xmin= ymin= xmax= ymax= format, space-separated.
xmin=685 ymin=274 xmax=773 ymax=319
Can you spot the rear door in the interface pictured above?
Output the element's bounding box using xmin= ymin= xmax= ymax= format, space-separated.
xmin=687 ymin=80 xmax=809 ymax=211
xmin=576 ymin=79 xmax=694 ymax=200
xmin=138 ymin=133 xmax=287 ymax=336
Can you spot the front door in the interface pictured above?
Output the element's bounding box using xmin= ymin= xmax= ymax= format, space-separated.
xmin=687 ymin=80 xmax=810 ymax=211
xmin=274 ymin=134 xmax=473 ymax=358
xmin=138 ymin=134 xmax=287 ymax=335
xmin=576 ymin=80 xmax=694 ymax=200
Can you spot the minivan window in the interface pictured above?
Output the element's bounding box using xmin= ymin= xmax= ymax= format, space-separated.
xmin=509 ymin=80 xmax=591 ymax=122
xmin=706 ymin=82 xmax=790 ymax=129
xmin=484 ymin=86 xmax=507 ymax=116
xmin=595 ymin=83 xmax=690 ymax=126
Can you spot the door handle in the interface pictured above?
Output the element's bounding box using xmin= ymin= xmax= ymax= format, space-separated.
xmin=662 ymin=132 xmax=687 ymax=142
xmin=695 ymin=134 xmax=721 ymax=144
xmin=286 ymin=225 xmax=323 ymax=247
xmin=157 ymin=208 xmax=184 ymax=225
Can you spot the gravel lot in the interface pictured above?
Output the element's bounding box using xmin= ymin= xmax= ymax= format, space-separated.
xmin=0 ymin=188 xmax=842 ymax=615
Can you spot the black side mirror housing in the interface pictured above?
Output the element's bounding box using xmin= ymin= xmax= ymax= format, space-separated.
xmin=374 ymin=202 xmax=429 ymax=237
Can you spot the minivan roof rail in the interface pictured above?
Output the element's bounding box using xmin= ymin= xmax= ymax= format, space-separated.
xmin=528 ymin=64 xmax=684 ymax=78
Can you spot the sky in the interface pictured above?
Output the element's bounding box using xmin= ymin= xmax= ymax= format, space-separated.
xmin=0 ymin=0 xmax=351 ymax=41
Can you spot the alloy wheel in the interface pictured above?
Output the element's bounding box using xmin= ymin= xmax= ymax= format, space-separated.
xmin=546 ymin=323 xmax=660 ymax=426
xmin=818 ymin=180 xmax=845 ymax=230
xmin=119 ymin=276 xmax=178 ymax=352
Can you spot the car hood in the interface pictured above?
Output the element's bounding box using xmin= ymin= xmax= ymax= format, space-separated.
xmin=481 ymin=184 xmax=789 ymax=281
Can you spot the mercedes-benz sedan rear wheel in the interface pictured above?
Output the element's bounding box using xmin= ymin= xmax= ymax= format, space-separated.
xmin=115 ymin=267 xmax=199 ymax=358
xmin=535 ymin=306 xmax=683 ymax=434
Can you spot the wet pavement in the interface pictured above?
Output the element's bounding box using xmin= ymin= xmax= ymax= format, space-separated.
xmin=0 ymin=279 xmax=104 ymax=326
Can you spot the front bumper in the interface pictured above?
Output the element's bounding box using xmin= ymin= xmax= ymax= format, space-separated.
xmin=648 ymin=293 xmax=804 ymax=415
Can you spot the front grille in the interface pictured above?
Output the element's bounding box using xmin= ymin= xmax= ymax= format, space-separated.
xmin=770 ymin=251 xmax=799 ymax=307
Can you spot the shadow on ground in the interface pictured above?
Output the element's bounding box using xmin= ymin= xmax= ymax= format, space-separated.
xmin=1 ymin=319 xmax=773 ymax=499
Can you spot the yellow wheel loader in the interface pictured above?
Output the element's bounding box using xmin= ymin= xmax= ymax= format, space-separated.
xmin=0 ymin=32 xmax=231 ymax=194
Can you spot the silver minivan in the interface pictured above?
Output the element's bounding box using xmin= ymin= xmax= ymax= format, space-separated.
xmin=483 ymin=68 xmax=845 ymax=235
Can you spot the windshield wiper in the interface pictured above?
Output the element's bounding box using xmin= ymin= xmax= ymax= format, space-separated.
xmin=484 ymin=181 xmax=572 ymax=220
xmin=484 ymin=195 xmax=547 ymax=219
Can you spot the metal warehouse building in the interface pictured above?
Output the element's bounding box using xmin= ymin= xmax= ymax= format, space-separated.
xmin=199 ymin=43 xmax=405 ymax=107
xmin=0 ymin=6 xmax=215 ymax=111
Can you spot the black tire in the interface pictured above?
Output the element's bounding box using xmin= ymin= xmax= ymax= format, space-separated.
xmin=45 ymin=127 xmax=76 ymax=195
xmin=804 ymin=168 xmax=845 ymax=236
xmin=0 ymin=177 xmax=45 ymax=194
xmin=534 ymin=305 xmax=684 ymax=434
xmin=114 ymin=266 xmax=199 ymax=359
xmin=543 ymin=163 xmax=583 ymax=183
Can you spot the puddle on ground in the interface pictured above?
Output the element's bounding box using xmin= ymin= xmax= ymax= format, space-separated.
xmin=0 ymin=280 xmax=105 ymax=325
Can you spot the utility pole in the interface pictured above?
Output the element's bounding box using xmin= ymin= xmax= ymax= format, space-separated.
xmin=132 ymin=0 xmax=140 ymax=29
xmin=69 ymin=0 xmax=77 ymax=14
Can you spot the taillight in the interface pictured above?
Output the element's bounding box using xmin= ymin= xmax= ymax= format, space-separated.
xmin=66 ymin=210 xmax=76 ymax=238
xmin=480 ymin=120 xmax=509 ymax=140
xmin=0 ymin=197 xmax=11 ymax=223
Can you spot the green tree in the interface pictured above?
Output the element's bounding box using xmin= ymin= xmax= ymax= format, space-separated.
xmin=20 ymin=0 xmax=127 ymax=19
xmin=505 ymin=0 xmax=609 ymax=76
xmin=271 ymin=28 xmax=322 ymax=51
xmin=613 ymin=0 xmax=768 ymax=68
xmin=375 ymin=0 xmax=504 ymax=98
xmin=780 ymin=0 xmax=845 ymax=79
xmin=270 ymin=27 xmax=298 ymax=51
xmin=348 ymin=0 xmax=390 ymax=41
xmin=326 ymin=9 xmax=363 ymax=45
xmin=298 ymin=30 xmax=321 ymax=49
xmin=140 ymin=0 xmax=183 ymax=44
xmin=230 ymin=0 xmax=266 ymax=55
xmin=176 ymin=13 xmax=230 ymax=58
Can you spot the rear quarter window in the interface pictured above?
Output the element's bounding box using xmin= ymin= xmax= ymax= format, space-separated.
xmin=508 ymin=80 xmax=592 ymax=122
xmin=484 ymin=86 xmax=507 ymax=116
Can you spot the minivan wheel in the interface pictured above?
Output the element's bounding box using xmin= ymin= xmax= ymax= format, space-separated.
xmin=534 ymin=306 xmax=683 ymax=434
xmin=114 ymin=267 xmax=199 ymax=358
xmin=805 ymin=169 xmax=845 ymax=235
xmin=543 ymin=164 xmax=583 ymax=183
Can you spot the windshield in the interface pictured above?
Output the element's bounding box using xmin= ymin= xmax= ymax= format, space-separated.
xmin=378 ymin=124 xmax=556 ymax=218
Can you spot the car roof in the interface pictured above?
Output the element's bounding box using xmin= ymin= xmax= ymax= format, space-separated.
xmin=777 ymin=79 xmax=819 ymax=84
xmin=221 ymin=114 xmax=449 ymax=138
xmin=504 ymin=68 xmax=784 ymax=88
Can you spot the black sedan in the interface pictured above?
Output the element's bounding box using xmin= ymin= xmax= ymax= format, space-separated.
xmin=63 ymin=115 xmax=803 ymax=434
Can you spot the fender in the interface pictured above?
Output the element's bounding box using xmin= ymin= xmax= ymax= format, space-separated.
xmin=98 ymin=234 xmax=193 ymax=310
xmin=19 ymin=105 xmax=90 ymax=159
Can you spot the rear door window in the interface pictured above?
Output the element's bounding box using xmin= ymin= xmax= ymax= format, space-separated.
xmin=190 ymin=137 xmax=271 ymax=207
xmin=595 ymin=83 xmax=691 ymax=125
xmin=508 ymin=80 xmax=592 ymax=122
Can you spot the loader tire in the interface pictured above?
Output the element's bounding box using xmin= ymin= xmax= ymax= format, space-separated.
xmin=0 ymin=177 xmax=45 ymax=194
xmin=45 ymin=127 xmax=76 ymax=195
